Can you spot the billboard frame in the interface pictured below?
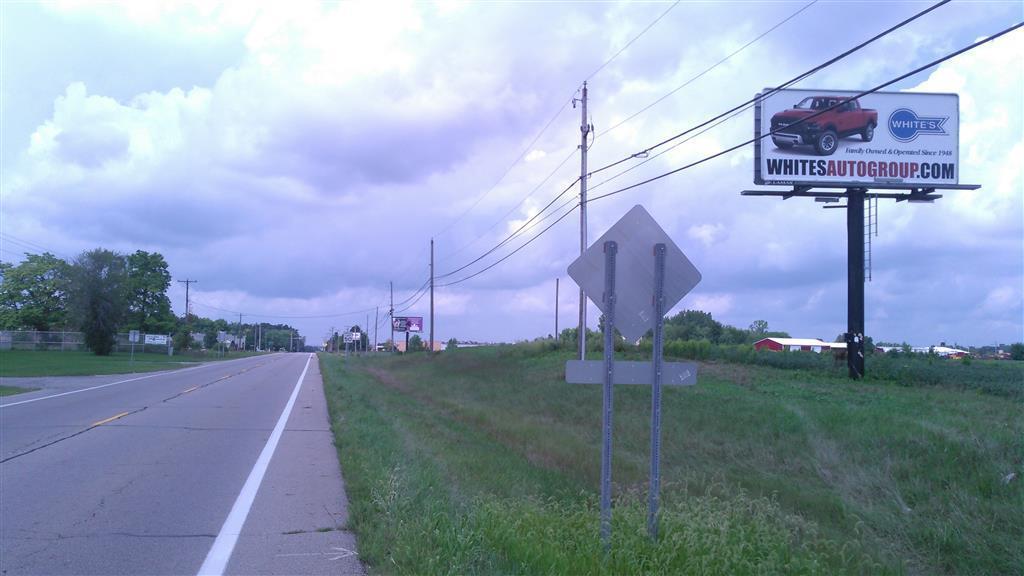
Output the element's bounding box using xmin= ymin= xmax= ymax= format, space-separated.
xmin=754 ymin=88 xmax=962 ymax=189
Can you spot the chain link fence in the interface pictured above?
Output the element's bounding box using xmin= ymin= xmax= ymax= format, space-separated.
xmin=0 ymin=331 xmax=172 ymax=353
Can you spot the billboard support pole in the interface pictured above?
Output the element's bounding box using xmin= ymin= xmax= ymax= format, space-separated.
xmin=741 ymin=184 xmax=978 ymax=380
xmin=846 ymin=187 xmax=866 ymax=379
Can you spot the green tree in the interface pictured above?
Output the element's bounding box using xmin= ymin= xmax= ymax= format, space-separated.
xmin=204 ymin=328 xmax=218 ymax=350
xmin=0 ymin=253 xmax=71 ymax=330
xmin=173 ymin=329 xmax=192 ymax=352
xmin=125 ymin=251 xmax=175 ymax=333
xmin=68 ymin=249 xmax=127 ymax=355
xmin=1010 ymin=343 xmax=1024 ymax=361
xmin=748 ymin=319 xmax=769 ymax=337
xmin=408 ymin=334 xmax=424 ymax=352
xmin=446 ymin=337 xmax=458 ymax=351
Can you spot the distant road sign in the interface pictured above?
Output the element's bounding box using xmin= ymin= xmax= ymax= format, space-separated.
xmin=568 ymin=205 xmax=701 ymax=342
xmin=129 ymin=330 xmax=140 ymax=343
xmin=342 ymin=332 xmax=357 ymax=343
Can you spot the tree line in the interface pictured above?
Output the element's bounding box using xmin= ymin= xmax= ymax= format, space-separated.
xmin=0 ymin=249 xmax=301 ymax=355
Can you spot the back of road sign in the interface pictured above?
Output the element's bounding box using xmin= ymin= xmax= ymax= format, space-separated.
xmin=567 ymin=205 xmax=701 ymax=342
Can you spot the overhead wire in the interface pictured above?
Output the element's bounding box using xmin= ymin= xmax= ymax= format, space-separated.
xmin=434 ymin=14 xmax=1019 ymax=290
xmin=437 ymin=174 xmax=581 ymax=279
xmin=596 ymin=0 xmax=819 ymax=139
xmin=584 ymin=20 xmax=1023 ymax=207
xmin=434 ymin=0 xmax=682 ymax=266
xmin=423 ymin=0 xmax=955 ymax=290
xmin=583 ymin=0 xmax=682 ymax=82
xmin=586 ymin=0 xmax=954 ymax=180
xmin=437 ymin=147 xmax=579 ymax=265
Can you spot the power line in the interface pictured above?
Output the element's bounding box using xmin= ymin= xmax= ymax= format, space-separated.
xmin=439 ymin=200 xmax=580 ymax=288
xmin=435 ymin=18 xmax=1021 ymax=289
xmin=587 ymin=0 xmax=954 ymax=180
xmin=432 ymin=97 xmax=574 ymax=240
xmin=584 ymin=1 xmax=681 ymax=82
xmin=584 ymin=20 xmax=1023 ymax=207
xmin=437 ymin=174 xmax=581 ymax=279
xmin=437 ymin=147 xmax=579 ymax=265
xmin=427 ymin=0 xmax=956 ymax=293
xmin=596 ymin=0 xmax=819 ymax=139
xmin=191 ymin=298 xmax=379 ymax=320
xmin=432 ymin=0 xmax=681 ymax=252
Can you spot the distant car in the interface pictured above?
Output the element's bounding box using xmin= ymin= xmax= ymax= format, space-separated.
xmin=770 ymin=96 xmax=877 ymax=155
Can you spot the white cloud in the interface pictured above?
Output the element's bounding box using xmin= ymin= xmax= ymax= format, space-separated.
xmin=3 ymin=2 xmax=1021 ymax=345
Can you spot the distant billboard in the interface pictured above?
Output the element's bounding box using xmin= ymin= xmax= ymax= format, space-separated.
xmin=754 ymin=88 xmax=959 ymax=187
xmin=144 ymin=334 xmax=168 ymax=345
xmin=392 ymin=316 xmax=423 ymax=333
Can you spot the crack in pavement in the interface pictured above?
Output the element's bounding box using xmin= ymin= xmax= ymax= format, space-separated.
xmin=0 ymin=360 xmax=278 ymax=464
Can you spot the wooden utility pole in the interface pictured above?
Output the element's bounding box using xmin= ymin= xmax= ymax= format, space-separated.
xmin=389 ymin=281 xmax=394 ymax=352
xmin=555 ymin=277 xmax=560 ymax=338
xmin=177 ymin=279 xmax=197 ymax=323
xmin=576 ymin=82 xmax=590 ymax=361
xmin=430 ymin=238 xmax=435 ymax=354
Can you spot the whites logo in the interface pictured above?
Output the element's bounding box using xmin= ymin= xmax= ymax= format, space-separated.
xmin=888 ymin=108 xmax=948 ymax=142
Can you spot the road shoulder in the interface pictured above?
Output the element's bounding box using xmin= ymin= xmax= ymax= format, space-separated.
xmin=226 ymin=356 xmax=364 ymax=575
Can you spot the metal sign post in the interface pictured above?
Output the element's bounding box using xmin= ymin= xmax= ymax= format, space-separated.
xmin=599 ymin=241 xmax=617 ymax=549
xmin=566 ymin=205 xmax=702 ymax=547
xmin=648 ymin=243 xmax=666 ymax=539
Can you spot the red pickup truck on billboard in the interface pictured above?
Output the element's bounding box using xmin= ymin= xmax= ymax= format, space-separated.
xmin=770 ymin=96 xmax=877 ymax=156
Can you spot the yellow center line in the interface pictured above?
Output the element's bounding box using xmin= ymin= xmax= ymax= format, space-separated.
xmin=92 ymin=411 xmax=131 ymax=427
xmin=182 ymin=385 xmax=200 ymax=394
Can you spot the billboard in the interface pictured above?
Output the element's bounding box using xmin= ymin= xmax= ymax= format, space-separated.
xmin=754 ymin=89 xmax=959 ymax=187
xmin=144 ymin=334 xmax=168 ymax=345
xmin=392 ymin=316 xmax=423 ymax=333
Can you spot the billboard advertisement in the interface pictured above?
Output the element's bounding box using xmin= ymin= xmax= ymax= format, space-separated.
xmin=754 ymin=88 xmax=959 ymax=187
xmin=144 ymin=334 xmax=168 ymax=345
xmin=392 ymin=316 xmax=424 ymax=333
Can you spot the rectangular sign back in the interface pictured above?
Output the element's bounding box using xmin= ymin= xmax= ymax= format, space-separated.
xmin=754 ymin=88 xmax=959 ymax=187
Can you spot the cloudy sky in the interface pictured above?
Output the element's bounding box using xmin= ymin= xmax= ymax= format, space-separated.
xmin=1 ymin=1 xmax=1021 ymax=347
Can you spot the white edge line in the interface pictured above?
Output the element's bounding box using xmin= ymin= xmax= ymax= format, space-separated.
xmin=0 ymin=354 xmax=272 ymax=409
xmin=197 ymin=353 xmax=314 ymax=576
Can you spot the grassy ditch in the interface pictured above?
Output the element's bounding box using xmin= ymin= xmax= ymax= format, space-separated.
xmin=319 ymin=347 xmax=1022 ymax=575
xmin=0 ymin=349 xmax=267 ymax=377
xmin=0 ymin=385 xmax=37 ymax=396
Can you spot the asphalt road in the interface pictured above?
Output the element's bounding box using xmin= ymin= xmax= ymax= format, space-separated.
xmin=0 ymin=353 xmax=363 ymax=576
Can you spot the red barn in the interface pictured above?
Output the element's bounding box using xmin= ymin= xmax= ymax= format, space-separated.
xmin=753 ymin=338 xmax=830 ymax=352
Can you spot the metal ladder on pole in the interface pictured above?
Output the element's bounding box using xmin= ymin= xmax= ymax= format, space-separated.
xmin=864 ymin=196 xmax=878 ymax=282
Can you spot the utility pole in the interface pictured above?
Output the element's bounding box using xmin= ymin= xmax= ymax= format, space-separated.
xmin=430 ymin=238 xmax=435 ymax=354
xmin=177 ymin=279 xmax=198 ymax=323
xmin=390 ymin=281 xmax=394 ymax=352
xmin=374 ymin=306 xmax=379 ymax=352
xmin=575 ymin=82 xmax=590 ymax=361
xmin=555 ymin=277 xmax=560 ymax=338
xmin=237 ymin=313 xmax=243 ymax=352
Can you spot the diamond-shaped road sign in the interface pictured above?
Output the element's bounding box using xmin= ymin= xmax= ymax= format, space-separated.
xmin=568 ymin=205 xmax=701 ymax=342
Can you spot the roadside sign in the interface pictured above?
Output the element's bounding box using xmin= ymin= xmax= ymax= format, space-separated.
xmin=392 ymin=316 xmax=423 ymax=333
xmin=342 ymin=332 xmax=356 ymax=343
xmin=568 ymin=205 xmax=701 ymax=342
xmin=145 ymin=334 xmax=168 ymax=346
xmin=129 ymin=330 xmax=140 ymax=343
xmin=566 ymin=204 xmax=703 ymax=547
xmin=754 ymin=88 xmax=959 ymax=187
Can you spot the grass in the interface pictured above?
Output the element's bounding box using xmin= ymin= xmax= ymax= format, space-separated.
xmin=319 ymin=346 xmax=1023 ymax=575
xmin=0 ymin=349 xmax=267 ymax=377
xmin=0 ymin=385 xmax=37 ymax=396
